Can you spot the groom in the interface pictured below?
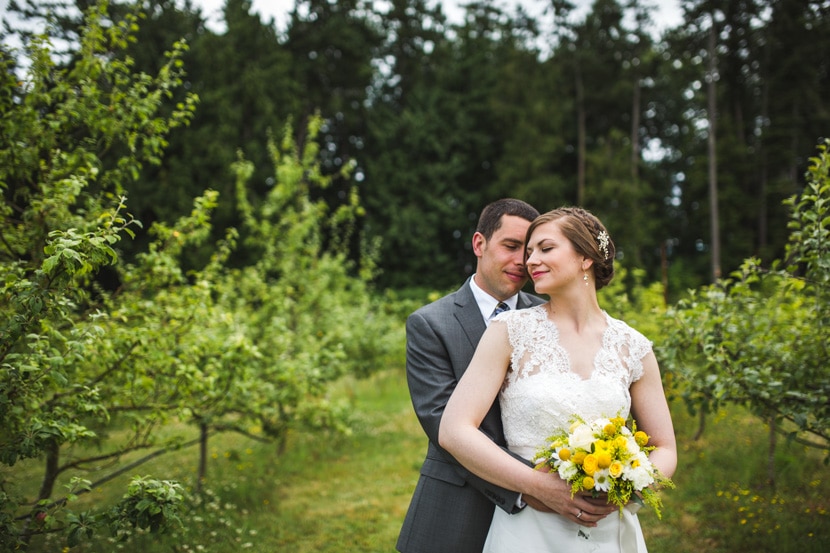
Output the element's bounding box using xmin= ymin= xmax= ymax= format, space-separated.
xmin=396 ymin=198 xmax=545 ymax=553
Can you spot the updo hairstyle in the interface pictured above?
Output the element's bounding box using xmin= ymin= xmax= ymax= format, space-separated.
xmin=525 ymin=206 xmax=616 ymax=290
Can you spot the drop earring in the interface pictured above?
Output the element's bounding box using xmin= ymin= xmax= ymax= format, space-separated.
xmin=583 ymin=272 xmax=589 ymax=286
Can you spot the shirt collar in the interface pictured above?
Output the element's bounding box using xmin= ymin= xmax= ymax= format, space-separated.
xmin=470 ymin=274 xmax=518 ymax=325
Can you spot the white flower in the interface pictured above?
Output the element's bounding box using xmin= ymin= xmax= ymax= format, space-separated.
xmin=593 ymin=417 xmax=613 ymax=432
xmin=558 ymin=460 xmax=579 ymax=481
xmin=569 ymin=423 xmax=595 ymax=451
xmin=592 ymin=468 xmax=612 ymax=492
xmin=623 ymin=459 xmax=655 ymax=489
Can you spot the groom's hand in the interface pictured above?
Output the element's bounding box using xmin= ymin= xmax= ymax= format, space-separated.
xmin=523 ymin=494 xmax=555 ymax=513
xmin=527 ymin=463 xmax=557 ymax=512
xmin=581 ymin=492 xmax=610 ymax=506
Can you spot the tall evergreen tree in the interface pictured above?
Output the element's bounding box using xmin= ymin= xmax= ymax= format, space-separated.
xmin=284 ymin=0 xmax=383 ymax=205
xmin=665 ymin=0 xmax=827 ymax=285
xmin=360 ymin=0 xmax=460 ymax=289
xmin=362 ymin=0 xmax=542 ymax=289
xmin=759 ymin=0 xmax=830 ymax=258
xmin=120 ymin=0 xmax=299 ymax=268
xmin=660 ymin=0 xmax=766 ymax=285
xmin=542 ymin=0 xmax=667 ymax=272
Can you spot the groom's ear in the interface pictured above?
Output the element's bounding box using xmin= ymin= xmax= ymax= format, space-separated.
xmin=472 ymin=231 xmax=487 ymax=257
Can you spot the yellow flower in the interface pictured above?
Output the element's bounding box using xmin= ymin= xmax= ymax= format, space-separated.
xmin=611 ymin=416 xmax=626 ymax=428
xmin=634 ymin=431 xmax=649 ymax=447
xmin=613 ymin=436 xmax=628 ymax=449
xmin=583 ymin=454 xmax=598 ymax=475
xmin=596 ymin=450 xmax=612 ymax=469
xmin=583 ymin=476 xmax=595 ymax=490
xmin=572 ymin=450 xmax=587 ymax=465
xmin=558 ymin=448 xmax=572 ymax=462
xmin=603 ymin=423 xmax=616 ymax=437
xmin=609 ymin=460 xmax=624 ymax=478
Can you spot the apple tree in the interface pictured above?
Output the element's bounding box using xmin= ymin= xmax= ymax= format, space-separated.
xmin=659 ymin=139 xmax=830 ymax=482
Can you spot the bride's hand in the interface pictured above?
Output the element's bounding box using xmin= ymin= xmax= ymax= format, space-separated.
xmin=531 ymin=470 xmax=617 ymax=527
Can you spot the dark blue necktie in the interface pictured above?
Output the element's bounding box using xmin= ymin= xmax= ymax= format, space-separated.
xmin=491 ymin=302 xmax=510 ymax=318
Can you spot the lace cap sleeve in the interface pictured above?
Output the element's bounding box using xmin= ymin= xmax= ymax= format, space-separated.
xmin=605 ymin=315 xmax=653 ymax=385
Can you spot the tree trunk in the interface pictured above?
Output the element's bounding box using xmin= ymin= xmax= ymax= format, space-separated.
xmin=37 ymin=438 xmax=61 ymax=504
xmin=20 ymin=438 xmax=61 ymax=548
xmin=707 ymin=16 xmax=721 ymax=281
xmin=757 ymin=44 xmax=769 ymax=254
xmin=767 ymin=417 xmax=777 ymax=489
xmin=575 ymin=62 xmax=586 ymax=205
xmin=693 ymin=408 xmax=706 ymax=441
xmin=631 ymin=77 xmax=641 ymax=182
xmin=197 ymin=422 xmax=209 ymax=492
xmin=661 ymin=241 xmax=669 ymax=306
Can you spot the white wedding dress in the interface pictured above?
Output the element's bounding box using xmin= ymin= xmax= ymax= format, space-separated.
xmin=484 ymin=305 xmax=652 ymax=553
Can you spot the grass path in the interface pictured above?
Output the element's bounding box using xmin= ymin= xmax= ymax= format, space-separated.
xmin=259 ymin=370 xmax=422 ymax=551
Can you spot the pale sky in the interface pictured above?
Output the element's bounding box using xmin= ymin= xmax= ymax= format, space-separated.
xmin=187 ymin=0 xmax=682 ymax=35
xmin=1 ymin=1 xmax=682 ymax=36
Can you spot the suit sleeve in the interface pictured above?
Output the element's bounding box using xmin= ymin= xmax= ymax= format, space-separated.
xmin=405 ymin=310 xmax=530 ymax=514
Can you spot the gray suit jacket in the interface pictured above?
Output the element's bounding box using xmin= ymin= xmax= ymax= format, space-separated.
xmin=396 ymin=278 xmax=544 ymax=553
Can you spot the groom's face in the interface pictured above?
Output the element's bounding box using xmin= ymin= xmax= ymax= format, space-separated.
xmin=472 ymin=215 xmax=531 ymax=301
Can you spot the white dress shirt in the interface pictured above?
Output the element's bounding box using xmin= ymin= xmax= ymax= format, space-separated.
xmin=469 ymin=275 xmax=518 ymax=326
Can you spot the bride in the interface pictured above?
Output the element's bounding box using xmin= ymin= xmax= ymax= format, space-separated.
xmin=439 ymin=207 xmax=677 ymax=553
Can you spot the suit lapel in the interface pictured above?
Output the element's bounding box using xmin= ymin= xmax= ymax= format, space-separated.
xmin=454 ymin=279 xmax=487 ymax=352
xmin=454 ymin=281 xmax=542 ymax=352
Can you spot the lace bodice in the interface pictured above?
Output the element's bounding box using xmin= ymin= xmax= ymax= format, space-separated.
xmin=494 ymin=305 xmax=652 ymax=459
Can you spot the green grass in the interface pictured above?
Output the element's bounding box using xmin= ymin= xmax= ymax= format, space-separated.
xmin=23 ymin=369 xmax=830 ymax=552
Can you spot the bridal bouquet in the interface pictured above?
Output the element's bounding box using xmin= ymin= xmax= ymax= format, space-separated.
xmin=533 ymin=415 xmax=674 ymax=518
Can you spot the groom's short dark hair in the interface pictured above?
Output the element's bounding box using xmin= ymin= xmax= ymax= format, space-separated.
xmin=476 ymin=198 xmax=539 ymax=240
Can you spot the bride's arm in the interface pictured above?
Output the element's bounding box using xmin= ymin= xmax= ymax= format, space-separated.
xmin=629 ymin=352 xmax=678 ymax=480
xmin=438 ymin=321 xmax=531 ymax=490
xmin=438 ymin=321 xmax=616 ymax=524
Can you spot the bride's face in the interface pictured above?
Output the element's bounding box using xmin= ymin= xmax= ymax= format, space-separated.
xmin=525 ymin=221 xmax=587 ymax=294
